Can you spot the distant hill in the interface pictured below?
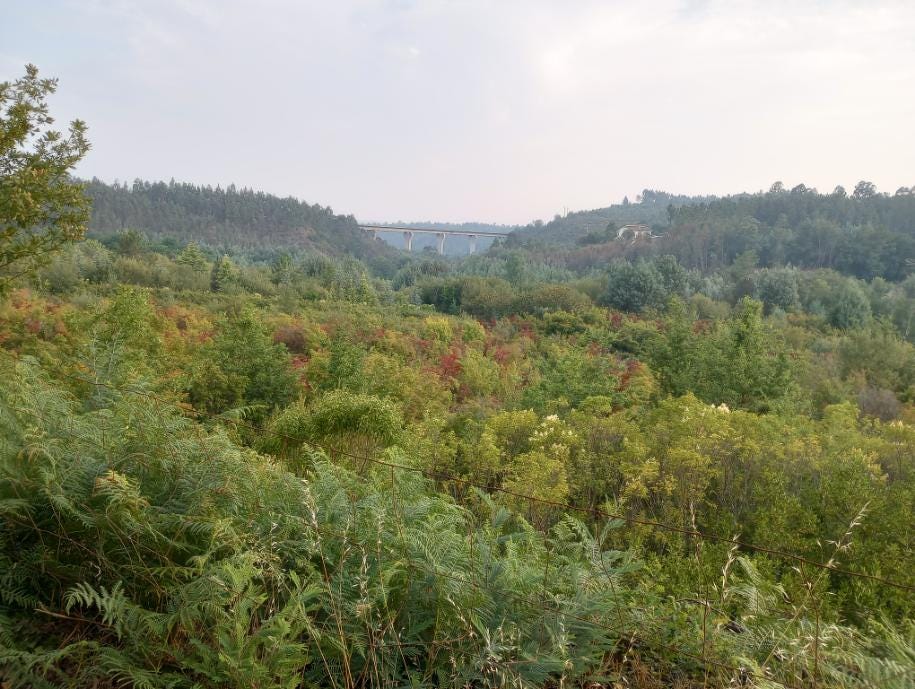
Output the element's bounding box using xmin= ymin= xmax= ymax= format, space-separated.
xmin=501 ymin=185 xmax=915 ymax=282
xmin=511 ymin=190 xmax=715 ymax=246
xmin=84 ymin=179 xmax=399 ymax=271
xmin=374 ymin=191 xmax=710 ymax=255
xmin=662 ymin=185 xmax=915 ymax=279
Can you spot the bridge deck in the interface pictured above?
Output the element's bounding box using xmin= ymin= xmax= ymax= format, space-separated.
xmin=359 ymin=224 xmax=509 ymax=238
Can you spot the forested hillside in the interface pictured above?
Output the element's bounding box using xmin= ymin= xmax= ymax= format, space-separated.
xmin=511 ymin=190 xmax=713 ymax=246
xmin=84 ymin=179 xmax=399 ymax=271
xmin=2 ymin=66 xmax=915 ymax=689
xmin=664 ymin=184 xmax=915 ymax=279
xmin=513 ymin=184 xmax=915 ymax=281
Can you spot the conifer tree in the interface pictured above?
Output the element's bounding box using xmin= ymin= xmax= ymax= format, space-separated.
xmin=176 ymin=241 xmax=208 ymax=271
xmin=210 ymin=254 xmax=237 ymax=291
xmin=0 ymin=65 xmax=90 ymax=290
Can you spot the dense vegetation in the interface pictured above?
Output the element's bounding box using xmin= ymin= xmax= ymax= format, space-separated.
xmin=509 ymin=185 xmax=915 ymax=280
xmin=1 ymin=66 xmax=914 ymax=689
xmin=84 ymin=178 xmax=399 ymax=273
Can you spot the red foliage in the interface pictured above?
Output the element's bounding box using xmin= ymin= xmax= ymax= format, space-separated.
xmin=437 ymin=348 xmax=463 ymax=380
xmin=490 ymin=345 xmax=512 ymax=365
xmin=274 ymin=324 xmax=308 ymax=353
xmin=516 ymin=321 xmax=535 ymax=339
xmin=618 ymin=359 xmax=642 ymax=391
xmin=455 ymin=382 xmax=472 ymax=403
xmin=10 ymin=289 xmax=31 ymax=310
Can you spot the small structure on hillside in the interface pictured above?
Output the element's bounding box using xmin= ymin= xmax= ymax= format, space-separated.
xmin=616 ymin=223 xmax=664 ymax=242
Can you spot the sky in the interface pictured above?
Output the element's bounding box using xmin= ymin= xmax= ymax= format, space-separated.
xmin=3 ymin=0 xmax=914 ymax=225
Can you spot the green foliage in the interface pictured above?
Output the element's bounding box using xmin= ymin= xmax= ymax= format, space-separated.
xmin=0 ymin=362 xmax=668 ymax=689
xmin=0 ymin=65 xmax=90 ymax=289
xmin=515 ymin=283 xmax=592 ymax=316
xmin=39 ymin=238 xmax=114 ymax=292
xmin=521 ymin=345 xmax=626 ymax=413
xmin=210 ymin=254 xmax=238 ymax=292
xmin=603 ymin=260 xmax=666 ymax=313
xmin=4 ymin=130 xmax=915 ymax=686
xmin=755 ymin=267 xmax=799 ymax=313
xmin=292 ymin=389 xmax=403 ymax=461
xmin=114 ymin=228 xmax=146 ymax=257
xmin=2 ymin=256 xmax=915 ymax=687
xmin=74 ymin=286 xmax=163 ymax=389
xmin=176 ymin=241 xmax=208 ymax=271
xmin=696 ymin=297 xmax=793 ymax=410
xmin=646 ymin=298 xmax=793 ymax=411
xmin=186 ymin=308 xmax=298 ymax=422
xmin=84 ymin=178 xmax=397 ymax=274
xmin=828 ymin=280 xmax=873 ymax=330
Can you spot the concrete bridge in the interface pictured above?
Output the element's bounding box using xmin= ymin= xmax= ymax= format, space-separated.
xmin=360 ymin=225 xmax=509 ymax=255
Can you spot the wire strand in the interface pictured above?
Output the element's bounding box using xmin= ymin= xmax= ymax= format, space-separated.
xmin=59 ymin=372 xmax=915 ymax=595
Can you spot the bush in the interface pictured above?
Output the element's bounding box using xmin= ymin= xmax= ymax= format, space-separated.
xmin=827 ymin=280 xmax=872 ymax=329
xmin=857 ymin=386 xmax=901 ymax=421
xmin=603 ymin=260 xmax=665 ymax=313
xmin=516 ymin=284 xmax=592 ymax=315
xmin=756 ymin=267 xmax=799 ymax=313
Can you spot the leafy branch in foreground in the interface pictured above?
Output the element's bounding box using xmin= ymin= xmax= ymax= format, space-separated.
xmin=1 ymin=64 xmax=90 ymax=290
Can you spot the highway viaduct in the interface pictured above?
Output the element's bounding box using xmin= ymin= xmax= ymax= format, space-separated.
xmin=360 ymin=225 xmax=510 ymax=255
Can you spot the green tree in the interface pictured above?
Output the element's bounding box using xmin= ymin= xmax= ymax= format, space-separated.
xmin=114 ymin=228 xmax=145 ymax=257
xmin=0 ymin=65 xmax=90 ymax=289
xmin=827 ymin=280 xmax=872 ymax=330
xmin=504 ymin=252 xmax=527 ymax=286
xmin=271 ymin=252 xmax=294 ymax=285
xmin=187 ymin=309 xmax=298 ymax=421
xmin=853 ymin=180 xmax=877 ymax=199
xmin=210 ymin=254 xmax=237 ymax=292
xmin=728 ymin=250 xmax=758 ymax=301
xmin=176 ymin=241 xmax=208 ymax=271
xmin=696 ymin=297 xmax=793 ymax=410
xmin=654 ymin=254 xmax=688 ymax=297
xmin=649 ymin=298 xmax=698 ymax=396
xmin=604 ymin=260 xmax=664 ymax=313
xmin=78 ymin=286 xmax=163 ymax=391
xmin=756 ymin=268 xmax=799 ymax=313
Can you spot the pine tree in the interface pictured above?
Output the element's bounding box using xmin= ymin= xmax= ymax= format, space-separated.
xmin=176 ymin=241 xmax=208 ymax=271
xmin=210 ymin=254 xmax=237 ymax=291
xmin=0 ymin=64 xmax=90 ymax=290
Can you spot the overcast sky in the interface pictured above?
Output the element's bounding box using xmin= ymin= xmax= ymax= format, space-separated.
xmin=3 ymin=1 xmax=914 ymax=224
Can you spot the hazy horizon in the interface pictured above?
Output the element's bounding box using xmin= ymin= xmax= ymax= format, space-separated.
xmin=4 ymin=0 xmax=914 ymax=225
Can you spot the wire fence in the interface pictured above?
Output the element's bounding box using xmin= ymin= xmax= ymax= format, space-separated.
xmin=62 ymin=373 xmax=915 ymax=595
xmin=12 ymin=370 xmax=915 ymax=688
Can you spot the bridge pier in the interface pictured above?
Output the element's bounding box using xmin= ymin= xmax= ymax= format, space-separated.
xmin=359 ymin=226 xmax=509 ymax=255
